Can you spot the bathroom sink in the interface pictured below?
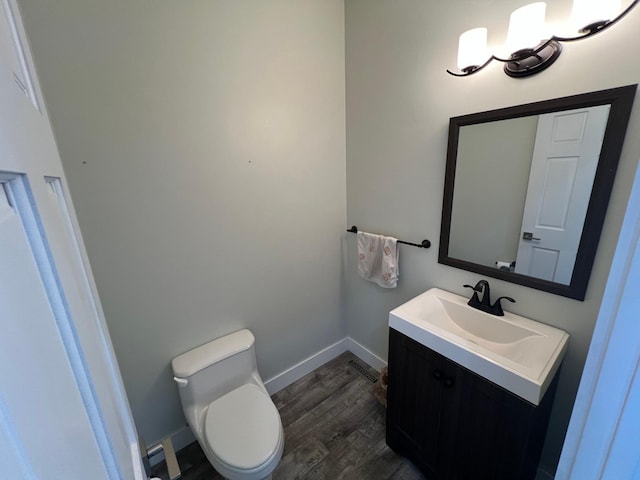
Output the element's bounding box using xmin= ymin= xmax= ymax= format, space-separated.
xmin=388 ymin=288 xmax=569 ymax=405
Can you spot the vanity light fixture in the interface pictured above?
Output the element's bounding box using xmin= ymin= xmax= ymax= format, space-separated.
xmin=447 ymin=0 xmax=639 ymax=78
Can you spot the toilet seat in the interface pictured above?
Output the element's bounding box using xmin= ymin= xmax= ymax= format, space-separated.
xmin=204 ymin=383 xmax=282 ymax=471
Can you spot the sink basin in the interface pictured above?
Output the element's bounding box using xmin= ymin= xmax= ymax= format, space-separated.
xmin=389 ymin=288 xmax=569 ymax=405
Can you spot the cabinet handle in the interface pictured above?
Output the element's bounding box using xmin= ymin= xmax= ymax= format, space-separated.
xmin=443 ymin=378 xmax=454 ymax=388
xmin=432 ymin=370 xmax=443 ymax=381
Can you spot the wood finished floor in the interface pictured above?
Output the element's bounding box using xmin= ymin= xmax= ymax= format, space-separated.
xmin=150 ymin=351 xmax=424 ymax=480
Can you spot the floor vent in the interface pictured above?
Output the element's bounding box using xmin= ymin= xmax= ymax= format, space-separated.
xmin=348 ymin=358 xmax=378 ymax=383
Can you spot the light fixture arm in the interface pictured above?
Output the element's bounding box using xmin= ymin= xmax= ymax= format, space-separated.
xmin=447 ymin=0 xmax=639 ymax=78
xmin=446 ymin=56 xmax=495 ymax=77
xmin=555 ymin=0 xmax=639 ymax=41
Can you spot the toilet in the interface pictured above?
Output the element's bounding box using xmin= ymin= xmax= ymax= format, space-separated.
xmin=172 ymin=329 xmax=284 ymax=480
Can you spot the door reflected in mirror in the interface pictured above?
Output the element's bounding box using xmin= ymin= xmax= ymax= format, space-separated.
xmin=440 ymin=85 xmax=637 ymax=300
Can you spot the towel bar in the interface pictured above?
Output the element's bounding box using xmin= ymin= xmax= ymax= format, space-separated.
xmin=347 ymin=225 xmax=431 ymax=249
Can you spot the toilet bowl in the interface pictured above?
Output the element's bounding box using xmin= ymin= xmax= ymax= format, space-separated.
xmin=172 ymin=329 xmax=284 ymax=480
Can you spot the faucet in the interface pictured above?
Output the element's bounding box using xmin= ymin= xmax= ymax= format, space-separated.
xmin=463 ymin=280 xmax=515 ymax=316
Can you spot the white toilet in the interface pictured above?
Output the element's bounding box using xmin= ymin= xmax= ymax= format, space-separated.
xmin=171 ymin=329 xmax=284 ymax=480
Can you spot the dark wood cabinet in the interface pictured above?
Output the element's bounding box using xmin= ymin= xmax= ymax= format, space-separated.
xmin=386 ymin=328 xmax=558 ymax=480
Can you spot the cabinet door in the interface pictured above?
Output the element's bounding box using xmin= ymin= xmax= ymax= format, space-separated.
xmin=388 ymin=330 xmax=557 ymax=480
xmin=387 ymin=328 xmax=448 ymax=475
xmin=443 ymin=359 xmax=537 ymax=479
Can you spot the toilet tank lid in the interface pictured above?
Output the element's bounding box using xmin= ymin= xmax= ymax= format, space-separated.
xmin=172 ymin=329 xmax=255 ymax=378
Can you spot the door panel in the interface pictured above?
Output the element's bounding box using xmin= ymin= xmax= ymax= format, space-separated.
xmin=537 ymin=156 xmax=579 ymax=229
xmin=527 ymin=247 xmax=561 ymax=280
xmin=43 ymin=176 xmax=138 ymax=476
xmin=0 ymin=174 xmax=112 ymax=479
xmin=0 ymin=0 xmax=39 ymax=111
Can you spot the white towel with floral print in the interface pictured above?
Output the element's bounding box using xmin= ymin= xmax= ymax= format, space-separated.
xmin=357 ymin=231 xmax=399 ymax=288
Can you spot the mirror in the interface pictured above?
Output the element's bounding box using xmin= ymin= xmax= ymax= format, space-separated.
xmin=439 ymin=85 xmax=637 ymax=300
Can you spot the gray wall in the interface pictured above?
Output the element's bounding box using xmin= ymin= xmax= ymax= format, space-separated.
xmin=19 ymin=0 xmax=346 ymax=445
xmin=450 ymin=117 xmax=537 ymax=267
xmin=345 ymin=0 xmax=640 ymax=475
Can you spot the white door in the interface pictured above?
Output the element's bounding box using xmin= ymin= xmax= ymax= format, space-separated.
xmin=514 ymin=105 xmax=610 ymax=284
xmin=556 ymin=161 xmax=640 ymax=479
xmin=0 ymin=1 xmax=143 ymax=478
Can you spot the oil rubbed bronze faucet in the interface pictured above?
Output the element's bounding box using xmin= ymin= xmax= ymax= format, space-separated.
xmin=463 ymin=280 xmax=515 ymax=316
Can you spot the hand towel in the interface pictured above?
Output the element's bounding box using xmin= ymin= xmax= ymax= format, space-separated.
xmin=357 ymin=231 xmax=399 ymax=288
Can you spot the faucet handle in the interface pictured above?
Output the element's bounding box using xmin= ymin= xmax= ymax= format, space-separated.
xmin=463 ymin=284 xmax=482 ymax=307
xmin=491 ymin=296 xmax=516 ymax=316
xmin=494 ymin=296 xmax=516 ymax=304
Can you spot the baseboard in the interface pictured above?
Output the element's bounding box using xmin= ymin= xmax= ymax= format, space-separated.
xmin=147 ymin=426 xmax=194 ymax=467
xmin=263 ymin=337 xmax=386 ymax=395
xmin=346 ymin=336 xmax=387 ymax=372
xmin=264 ymin=337 xmax=348 ymax=394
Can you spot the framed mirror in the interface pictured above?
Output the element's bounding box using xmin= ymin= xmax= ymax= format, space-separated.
xmin=439 ymin=85 xmax=637 ymax=300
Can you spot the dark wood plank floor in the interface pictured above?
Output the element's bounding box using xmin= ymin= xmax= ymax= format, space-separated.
xmin=151 ymin=351 xmax=424 ymax=479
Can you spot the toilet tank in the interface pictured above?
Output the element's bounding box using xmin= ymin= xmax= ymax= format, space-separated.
xmin=172 ymin=329 xmax=262 ymax=409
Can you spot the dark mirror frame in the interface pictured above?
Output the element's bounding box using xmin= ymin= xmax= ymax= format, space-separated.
xmin=439 ymin=85 xmax=637 ymax=300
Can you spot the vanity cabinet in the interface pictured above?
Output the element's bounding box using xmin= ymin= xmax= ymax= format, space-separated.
xmin=386 ymin=328 xmax=558 ymax=480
